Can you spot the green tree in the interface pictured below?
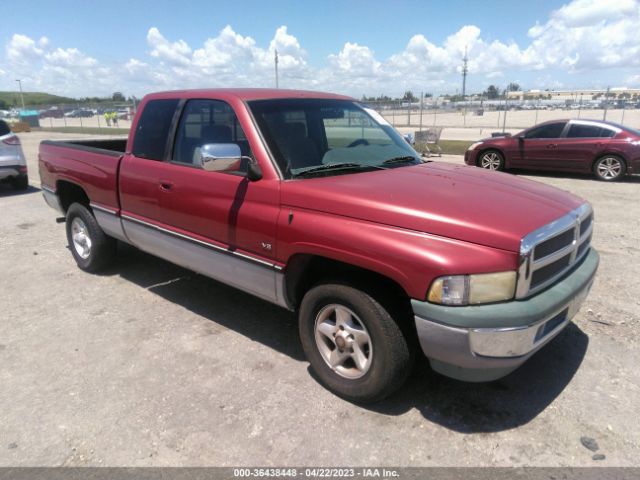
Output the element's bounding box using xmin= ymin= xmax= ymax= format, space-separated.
xmin=112 ymin=91 xmax=125 ymax=102
xmin=483 ymin=85 xmax=501 ymax=99
xmin=402 ymin=90 xmax=417 ymax=102
xmin=507 ymin=82 xmax=521 ymax=92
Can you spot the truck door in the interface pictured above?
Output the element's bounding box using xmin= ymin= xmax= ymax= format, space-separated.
xmin=153 ymin=99 xmax=280 ymax=302
xmin=119 ymin=98 xmax=181 ymax=226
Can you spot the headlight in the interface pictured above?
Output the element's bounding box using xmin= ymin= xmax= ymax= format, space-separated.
xmin=427 ymin=271 xmax=516 ymax=305
xmin=467 ymin=141 xmax=483 ymax=151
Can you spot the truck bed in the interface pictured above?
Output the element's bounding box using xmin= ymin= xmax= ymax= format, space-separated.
xmin=39 ymin=138 xmax=128 ymax=211
xmin=41 ymin=138 xmax=127 ymax=156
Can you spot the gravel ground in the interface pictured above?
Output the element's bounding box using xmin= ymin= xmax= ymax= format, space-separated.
xmin=0 ymin=131 xmax=638 ymax=467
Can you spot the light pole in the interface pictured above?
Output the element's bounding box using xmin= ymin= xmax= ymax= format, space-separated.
xmin=15 ymin=79 xmax=26 ymax=111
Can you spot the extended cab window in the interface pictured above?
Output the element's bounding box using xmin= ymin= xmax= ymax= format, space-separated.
xmin=131 ymin=99 xmax=179 ymax=160
xmin=172 ymin=99 xmax=252 ymax=175
xmin=524 ymin=122 xmax=566 ymax=139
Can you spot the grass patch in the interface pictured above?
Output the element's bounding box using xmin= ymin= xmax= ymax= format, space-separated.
xmin=0 ymin=91 xmax=76 ymax=107
xmin=435 ymin=140 xmax=473 ymax=155
xmin=37 ymin=127 xmax=130 ymax=136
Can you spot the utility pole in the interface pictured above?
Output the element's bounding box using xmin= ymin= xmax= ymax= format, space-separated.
xmin=502 ymin=84 xmax=508 ymax=132
xmin=461 ymin=46 xmax=468 ymax=100
xmin=15 ymin=79 xmax=25 ymax=111
xmin=419 ymin=91 xmax=424 ymax=132
xmin=274 ymin=50 xmax=279 ymax=89
xmin=462 ymin=46 xmax=468 ymax=127
xmin=603 ymin=86 xmax=610 ymax=121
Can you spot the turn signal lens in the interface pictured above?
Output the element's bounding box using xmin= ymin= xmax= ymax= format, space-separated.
xmin=428 ymin=271 xmax=516 ymax=306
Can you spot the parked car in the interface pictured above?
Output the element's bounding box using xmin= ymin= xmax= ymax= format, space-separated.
xmin=65 ymin=109 xmax=94 ymax=118
xmin=0 ymin=119 xmax=28 ymax=190
xmin=39 ymin=108 xmax=64 ymax=119
xmin=39 ymin=89 xmax=598 ymax=402
xmin=465 ymin=119 xmax=640 ymax=181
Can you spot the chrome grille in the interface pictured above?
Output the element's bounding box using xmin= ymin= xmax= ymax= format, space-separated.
xmin=516 ymin=203 xmax=593 ymax=298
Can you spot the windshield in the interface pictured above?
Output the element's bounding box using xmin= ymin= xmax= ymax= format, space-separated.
xmin=248 ymin=99 xmax=421 ymax=178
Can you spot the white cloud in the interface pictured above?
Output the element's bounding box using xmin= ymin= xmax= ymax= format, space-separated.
xmin=270 ymin=26 xmax=307 ymax=69
xmin=45 ymin=48 xmax=97 ymax=67
xmin=2 ymin=0 xmax=640 ymax=98
xmin=551 ymin=0 xmax=637 ymax=27
xmin=6 ymin=34 xmax=44 ymax=64
xmin=329 ymin=43 xmax=380 ymax=75
xmin=147 ymin=27 xmax=192 ymax=66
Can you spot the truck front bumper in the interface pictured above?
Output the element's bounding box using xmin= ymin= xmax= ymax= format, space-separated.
xmin=411 ymin=248 xmax=599 ymax=382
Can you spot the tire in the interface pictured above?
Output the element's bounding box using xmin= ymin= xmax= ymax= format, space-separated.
xmin=593 ymin=155 xmax=626 ymax=181
xmin=299 ymin=283 xmax=412 ymax=403
xmin=65 ymin=203 xmax=116 ymax=272
xmin=477 ymin=150 xmax=505 ymax=171
xmin=10 ymin=175 xmax=28 ymax=191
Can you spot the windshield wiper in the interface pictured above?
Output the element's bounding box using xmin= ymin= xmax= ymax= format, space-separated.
xmin=294 ymin=163 xmax=384 ymax=177
xmin=382 ymin=156 xmax=419 ymax=165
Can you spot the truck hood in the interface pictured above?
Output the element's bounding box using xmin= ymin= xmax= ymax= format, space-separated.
xmin=280 ymin=162 xmax=585 ymax=252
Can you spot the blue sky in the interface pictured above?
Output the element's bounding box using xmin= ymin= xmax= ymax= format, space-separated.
xmin=2 ymin=1 xmax=563 ymax=60
xmin=1 ymin=0 xmax=639 ymax=97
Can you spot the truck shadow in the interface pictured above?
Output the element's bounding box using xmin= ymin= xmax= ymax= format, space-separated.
xmin=110 ymin=243 xmax=305 ymax=362
xmin=109 ymin=243 xmax=588 ymax=432
xmin=0 ymin=184 xmax=41 ymax=196
xmin=365 ymin=322 xmax=589 ymax=432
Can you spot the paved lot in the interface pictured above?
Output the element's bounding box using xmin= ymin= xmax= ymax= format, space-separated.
xmin=1 ymin=132 xmax=639 ymax=466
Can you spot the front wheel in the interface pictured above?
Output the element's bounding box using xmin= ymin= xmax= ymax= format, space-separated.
xmin=594 ymin=155 xmax=625 ymax=181
xmin=65 ymin=203 xmax=116 ymax=272
xmin=299 ymin=283 xmax=412 ymax=403
xmin=478 ymin=150 xmax=505 ymax=171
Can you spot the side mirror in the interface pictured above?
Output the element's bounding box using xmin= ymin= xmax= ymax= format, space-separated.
xmin=198 ymin=143 xmax=261 ymax=181
xmin=247 ymin=162 xmax=263 ymax=181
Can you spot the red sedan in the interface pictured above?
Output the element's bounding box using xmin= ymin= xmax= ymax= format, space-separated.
xmin=465 ymin=119 xmax=640 ymax=181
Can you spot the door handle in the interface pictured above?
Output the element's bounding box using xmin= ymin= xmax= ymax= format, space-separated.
xmin=159 ymin=182 xmax=173 ymax=192
xmin=547 ymin=144 xmax=557 ymax=149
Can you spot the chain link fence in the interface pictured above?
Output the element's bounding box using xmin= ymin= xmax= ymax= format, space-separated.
xmin=364 ymin=97 xmax=640 ymax=134
xmin=0 ymin=101 xmax=138 ymax=132
xmin=3 ymin=95 xmax=639 ymax=135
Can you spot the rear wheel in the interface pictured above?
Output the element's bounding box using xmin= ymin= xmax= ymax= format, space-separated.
xmin=10 ymin=175 xmax=28 ymax=191
xmin=478 ymin=150 xmax=505 ymax=171
xmin=65 ymin=203 xmax=116 ymax=272
xmin=299 ymin=282 xmax=412 ymax=403
xmin=594 ymin=155 xmax=625 ymax=181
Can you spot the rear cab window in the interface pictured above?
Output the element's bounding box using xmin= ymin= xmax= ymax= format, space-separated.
xmin=131 ymin=99 xmax=180 ymax=160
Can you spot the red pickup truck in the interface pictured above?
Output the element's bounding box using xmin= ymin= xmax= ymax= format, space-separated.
xmin=39 ymin=89 xmax=599 ymax=402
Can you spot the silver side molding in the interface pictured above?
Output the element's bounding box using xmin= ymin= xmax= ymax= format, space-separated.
xmin=120 ymin=215 xmax=290 ymax=309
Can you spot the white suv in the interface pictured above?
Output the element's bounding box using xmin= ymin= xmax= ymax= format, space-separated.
xmin=0 ymin=120 xmax=28 ymax=190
